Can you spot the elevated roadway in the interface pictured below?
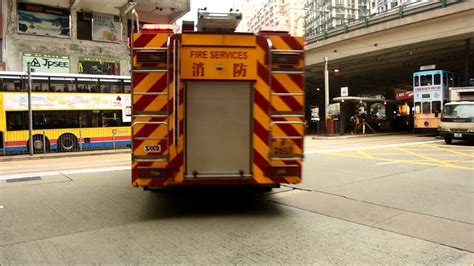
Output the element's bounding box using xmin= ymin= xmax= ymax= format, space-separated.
xmin=304 ymin=1 xmax=474 ymax=98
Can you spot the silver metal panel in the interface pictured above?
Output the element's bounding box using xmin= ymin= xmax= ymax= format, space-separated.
xmin=186 ymin=82 xmax=251 ymax=178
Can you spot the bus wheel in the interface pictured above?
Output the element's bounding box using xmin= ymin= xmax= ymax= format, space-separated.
xmin=444 ymin=137 xmax=453 ymax=145
xmin=28 ymin=134 xmax=50 ymax=154
xmin=58 ymin=133 xmax=78 ymax=152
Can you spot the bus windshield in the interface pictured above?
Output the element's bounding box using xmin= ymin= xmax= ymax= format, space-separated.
xmin=442 ymin=104 xmax=474 ymax=118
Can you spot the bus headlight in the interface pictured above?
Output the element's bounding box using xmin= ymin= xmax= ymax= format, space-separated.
xmin=468 ymin=128 xmax=474 ymax=133
xmin=440 ymin=127 xmax=450 ymax=132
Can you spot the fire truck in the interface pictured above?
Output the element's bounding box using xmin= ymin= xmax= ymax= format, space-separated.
xmin=130 ymin=10 xmax=305 ymax=190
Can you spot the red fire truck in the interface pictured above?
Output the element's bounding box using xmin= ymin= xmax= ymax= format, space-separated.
xmin=130 ymin=11 xmax=305 ymax=191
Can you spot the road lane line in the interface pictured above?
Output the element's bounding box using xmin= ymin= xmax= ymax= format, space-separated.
xmin=305 ymin=140 xmax=442 ymax=154
xmin=0 ymin=165 xmax=130 ymax=181
xmin=376 ymin=161 xmax=400 ymax=165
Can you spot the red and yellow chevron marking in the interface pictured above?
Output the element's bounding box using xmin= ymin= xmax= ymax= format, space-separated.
xmin=271 ymin=74 xmax=304 ymax=113
xmin=253 ymin=36 xmax=274 ymax=185
xmin=131 ymin=33 xmax=175 ymax=187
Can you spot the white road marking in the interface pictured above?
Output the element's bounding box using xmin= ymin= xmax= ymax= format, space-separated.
xmin=305 ymin=140 xmax=442 ymax=154
xmin=0 ymin=166 xmax=130 ymax=181
xmin=376 ymin=161 xmax=400 ymax=165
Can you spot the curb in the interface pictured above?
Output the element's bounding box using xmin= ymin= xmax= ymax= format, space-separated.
xmin=0 ymin=149 xmax=130 ymax=162
xmin=309 ymin=132 xmax=406 ymax=140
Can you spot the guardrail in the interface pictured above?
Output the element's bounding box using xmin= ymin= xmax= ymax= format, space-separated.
xmin=306 ymin=0 xmax=461 ymax=44
xmin=1 ymin=127 xmax=131 ymax=156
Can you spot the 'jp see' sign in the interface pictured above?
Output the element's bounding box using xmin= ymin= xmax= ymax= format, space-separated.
xmin=180 ymin=47 xmax=256 ymax=80
xmin=23 ymin=53 xmax=70 ymax=73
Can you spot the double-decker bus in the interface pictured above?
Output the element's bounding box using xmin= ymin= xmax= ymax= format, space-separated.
xmin=413 ymin=69 xmax=460 ymax=133
xmin=0 ymin=72 xmax=131 ymax=155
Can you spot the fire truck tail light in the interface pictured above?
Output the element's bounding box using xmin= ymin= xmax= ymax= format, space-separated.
xmin=141 ymin=24 xmax=174 ymax=33
xmin=136 ymin=50 xmax=167 ymax=64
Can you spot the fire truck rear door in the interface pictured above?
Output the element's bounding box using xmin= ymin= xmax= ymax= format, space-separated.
xmin=186 ymin=82 xmax=252 ymax=179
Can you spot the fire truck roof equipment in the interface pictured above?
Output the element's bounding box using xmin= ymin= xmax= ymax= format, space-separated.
xmin=196 ymin=10 xmax=242 ymax=32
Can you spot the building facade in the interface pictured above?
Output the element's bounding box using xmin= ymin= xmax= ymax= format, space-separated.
xmin=1 ymin=0 xmax=189 ymax=75
xmin=370 ymin=0 xmax=427 ymax=14
xmin=305 ymin=0 xmax=369 ymax=41
xmin=244 ymin=0 xmax=305 ymax=37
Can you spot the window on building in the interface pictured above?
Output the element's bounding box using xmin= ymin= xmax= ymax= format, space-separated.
xmin=77 ymin=12 xmax=93 ymax=40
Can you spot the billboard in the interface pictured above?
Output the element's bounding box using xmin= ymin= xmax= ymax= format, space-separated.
xmin=79 ymin=57 xmax=120 ymax=75
xmin=92 ymin=12 xmax=121 ymax=43
xmin=17 ymin=3 xmax=70 ymax=38
xmin=23 ymin=53 xmax=70 ymax=73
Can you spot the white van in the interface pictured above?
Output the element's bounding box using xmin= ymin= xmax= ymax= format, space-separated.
xmin=439 ymin=102 xmax=474 ymax=144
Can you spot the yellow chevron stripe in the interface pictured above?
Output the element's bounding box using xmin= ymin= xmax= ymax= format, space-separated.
xmin=146 ymin=34 xmax=169 ymax=48
xmin=272 ymin=74 xmax=303 ymax=93
xmin=134 ymin=73 xmax=166 ymax=93
xmin=269 ymin=36 xmax=291 ymax=50
xmin=133 ymin=95 xmax=168 ymax=112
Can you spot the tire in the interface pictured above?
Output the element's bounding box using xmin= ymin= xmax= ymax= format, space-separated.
xmin=444 ymin=137 xmax=453 ymax=144
xmin=57 ymin=133 xmax=78 ymax=152
xmin=27 ymin=134 xmax=50 ymax=154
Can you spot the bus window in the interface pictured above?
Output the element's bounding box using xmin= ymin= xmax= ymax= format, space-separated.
xmin=77 ymin=78 xmax=99 ymax=93
xmin=49 ymin=78 xmax=67 ymax=92
xmin=422 ymin=102 xmax=431 ymax=114
xmin=414 ymin=76 xmax=419 ymax=87
xmin=124 ymin=83 xmax=131 ymax=93
xmin=432 ymin=101 xmax=441 ymax=113
xmin=33 ymin=78 xmax=48 ymax=92
xmin=414 ymin=102 xmax=421 ymax=114
xmin=101 ymin=110 xmax=130 ymax=127
xmin=434 ymin=74 xmax=441 ymax=85
xmin=421 ymin=75 xmax=432 ymax=86
xmin=99 ymin=80 xmax=120 ymax=93
xmin=6 ymin=111 xmax=27 ymax=130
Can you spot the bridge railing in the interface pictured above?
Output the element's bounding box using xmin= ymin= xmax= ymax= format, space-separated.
xmin=307 ymin=0 xmax=462 ymax=44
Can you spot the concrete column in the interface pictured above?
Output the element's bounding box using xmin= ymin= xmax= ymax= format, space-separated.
xmin=465 ymin=38 xmax=470 ymax=86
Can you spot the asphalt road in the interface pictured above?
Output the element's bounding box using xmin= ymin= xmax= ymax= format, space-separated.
xmin=0 ymin=134 xmax=473 ymax=264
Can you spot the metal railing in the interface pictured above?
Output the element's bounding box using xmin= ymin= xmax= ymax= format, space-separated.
xmin=306 ymin=0 xmax=462 ymax=44
xmin=1 ymin=127 xmax=131 ymax=156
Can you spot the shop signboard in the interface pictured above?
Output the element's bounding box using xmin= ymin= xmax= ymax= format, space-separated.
xmin=92 ymin=12 xmax=121 ymax=43
xmin=79 ymin=57 xmax=120 ymax=75
xmin=23 ymin=53 xmax=70 ymax=73
xmin=17 ymin=3 xmax=70 ymax=38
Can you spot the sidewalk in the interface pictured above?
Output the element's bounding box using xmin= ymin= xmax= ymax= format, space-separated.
xmin=0 ymin=148 xmax=130 ymax=162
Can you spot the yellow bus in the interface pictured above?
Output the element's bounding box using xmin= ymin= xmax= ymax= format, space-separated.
xmin=0 ymin=72 xmax=131 ymax=155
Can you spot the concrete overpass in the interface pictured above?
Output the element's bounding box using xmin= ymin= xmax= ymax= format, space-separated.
xmin=304 ymin=0 xmax=474 ymax=107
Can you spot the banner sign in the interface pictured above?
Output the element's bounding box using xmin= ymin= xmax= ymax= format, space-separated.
xmin=4 ymin=93 xmax=131 ymax=111
xmin=92 ymin=13 xmax=121 ymax=43
xmin=17 ymin=3 xmax=70 ymax=38
xmin=180 ymin=47 xmax=256 ymax=80
xmin=396 ymin=90 xmax=413 ymax=101
xmin=23 ymin=53 xmax=70 ymax=73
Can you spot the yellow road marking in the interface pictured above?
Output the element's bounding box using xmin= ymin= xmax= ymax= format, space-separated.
xmin=394 ymin=147 xmax=473 ymax=170
xmin=427 ymin=144 xmax=474 ymax=157
xmin=324 ymin=143 xmax=474 ymax=171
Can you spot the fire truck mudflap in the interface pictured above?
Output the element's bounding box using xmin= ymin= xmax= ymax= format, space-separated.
xmin=131 ymin=11 xmax=305 ymax=190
